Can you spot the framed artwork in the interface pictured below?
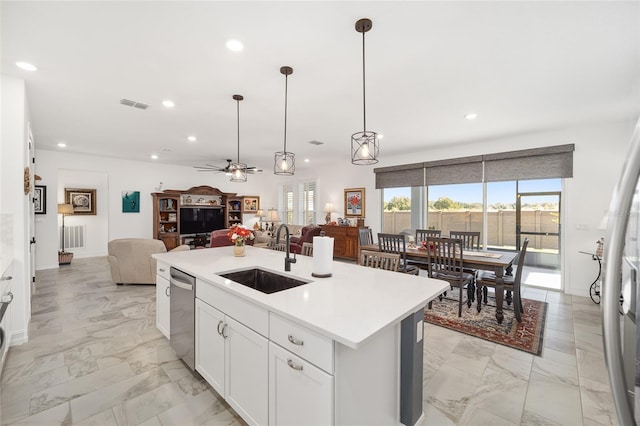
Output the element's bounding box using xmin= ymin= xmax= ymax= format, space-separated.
xmin=243 ymin=196 xmax=260 ymax=213
xmin=122 ymin=191 xmax=140 ymax=213
xmin=34 ymin=185 xmax=46 ymax=214
xmin=344 ymin=188 xmax=365 ymax=218
xmin=65 ymin=188 xmax=97 ymax=215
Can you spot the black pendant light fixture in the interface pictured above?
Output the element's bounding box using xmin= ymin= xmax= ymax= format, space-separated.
xmin=351 ymin=18 xmax=379 ymax=165
xmin=274 ymin=66 xmax=295 ymax=175
xmin=230 ymin=94 xmax=248 ymax=183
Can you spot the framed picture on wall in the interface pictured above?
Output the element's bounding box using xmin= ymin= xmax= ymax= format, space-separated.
xmin=34 ymin=185 xmax=46 ymax=214
xmin=65 ymin=188 xmax=97 ymax=215
xmin=344 ymin=188 xmax=365 ymax=218
xmin=122 ymin=191 xmax=140 ymax=213
xmin=242 ymin=196 xmax=260 ymax=213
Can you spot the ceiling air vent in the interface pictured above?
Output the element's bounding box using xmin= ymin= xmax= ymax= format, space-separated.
xmin=120 ymin=99 xmax=150 ymax=110
xmin=308 ymin=140 xmax=324 ymax=146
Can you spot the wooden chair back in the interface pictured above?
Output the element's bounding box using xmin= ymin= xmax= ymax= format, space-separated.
xmin=378 ymin=233 xmax=419 ymax=275
xmin=449 ymin=231 xmax=480 ymax=250
xmin=271 ymin=242 xmax=287 ymax=252
xmin=360 ymin=250 xmax=400 ymax=272
xmin=415 ymin=229 xmax=441 ymax=243
xmin=301 ymin=242 xmax=313 ymax=256
xmin=426 ymin=237 xmax=464 ymax=280
xmin=359 ymin=228 xmax=374 ymax=246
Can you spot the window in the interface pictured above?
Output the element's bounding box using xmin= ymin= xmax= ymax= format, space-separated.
xmin=427 ymin=183 xmax=483 ymax=243
xmin=278 ymin=179 xmax=317 ymax=225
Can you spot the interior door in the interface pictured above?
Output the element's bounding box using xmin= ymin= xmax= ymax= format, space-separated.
xmin=516 ymin=191 xmax=561 ymax=269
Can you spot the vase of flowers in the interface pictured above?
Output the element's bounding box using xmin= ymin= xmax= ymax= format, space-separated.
xmin=227 ymin=224 xmax=255 ymax=257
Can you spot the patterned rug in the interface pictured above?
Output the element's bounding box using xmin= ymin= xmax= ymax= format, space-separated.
xmin=424 ymin=291 xmax=548 ymax=356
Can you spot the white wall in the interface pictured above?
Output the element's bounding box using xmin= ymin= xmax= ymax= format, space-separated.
xmin=34 ymin=150 xmax=281 ymax=270
xmin=1 ymin=75 xmax=32 ymax=344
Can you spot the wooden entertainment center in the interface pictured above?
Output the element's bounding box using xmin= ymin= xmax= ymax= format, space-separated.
xmin=152 ymin=186 xmax=253 ymax=250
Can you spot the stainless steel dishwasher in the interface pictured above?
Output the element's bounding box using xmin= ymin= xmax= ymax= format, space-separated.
xmin=170 ymin=267 xmax=195 ymax=370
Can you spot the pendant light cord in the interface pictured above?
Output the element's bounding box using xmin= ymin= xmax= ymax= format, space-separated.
xmin=236 ymin=98 xmax=240 ymax=162
xmin=362 ymin=29 xmax=367 ymax=133
xmin=283 ymin=73 xmax=288 ymax=153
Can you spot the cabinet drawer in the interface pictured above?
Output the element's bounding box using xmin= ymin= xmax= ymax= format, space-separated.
xmin=156 ymin=261 xmax=170 ymax=281
xmin=197 ymin=280 xmax=268 ymax=337
xmin=270 ymin=313 xmax=334 ymax=373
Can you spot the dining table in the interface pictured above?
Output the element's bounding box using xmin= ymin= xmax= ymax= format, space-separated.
xmin=360 ymin=244 xmax=519 ymax=324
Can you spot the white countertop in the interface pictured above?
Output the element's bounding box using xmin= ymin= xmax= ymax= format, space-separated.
xmin=154 ymin=246 xmax=449 ymax=349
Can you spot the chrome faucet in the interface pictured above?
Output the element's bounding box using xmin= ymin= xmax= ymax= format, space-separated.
xmin=276 ymin=224 xmax=297 ymax=272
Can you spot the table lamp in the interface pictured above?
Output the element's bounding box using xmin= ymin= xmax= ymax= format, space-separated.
xmin=58 ymin=203 xmax=74 ymax=264
xmin=323 ymin=203 xmax=334 ymax=224
xmin=256 ymin=209 xmax=265 ymax=231
xmin=266 ymin=209 xmax=281 ymax=232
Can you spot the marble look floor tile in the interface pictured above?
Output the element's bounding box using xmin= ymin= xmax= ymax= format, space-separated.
xmin=488 ymin=345 xmax=533 ymax=381
xmin=520 ymin=409 xmax=563 ymax=425
xmin=575 ymin=328 xmax=604 ymax=352
xmin=422 ymin=401 xmax=456 ymax=426
xmin=524 ymin=371 xmax=583 ymax=426
xmin=577 ymin=348 xmax=610 ymax=386
xmin=532 ymin=347 xmax=579 ymax=386
xmin=543 ymin=328 xmax=576 ymax=355
xmin=156 ymin=389 xmax=242 ymax=426
xmin=465 ymin=366 xmax=528 ymax=424
xmin=8 ymin=401 xmax=71 ymax=425
xmin=580 ymin=377 xmax=619 ymax=426
xmin=136 ymin=416 xmax=162 ymax=426
xmin=110 ymin=382 xmax=187 ymax=426
xmin=29 ymin=362 xmax=134 ymax=415
xmin=459 ymin=404 xmax=518 ymax=426
xmin=423 ymin=364 xmax=484 ymax=423
xmin=127 ymin=346 xmax=179 ymax=375
xmin=69 ymin=367 xmax=172 ymax=423
xmin=545 ymin=292 xmax=572 ymax=305
xmin=71 ymin=407 xmax=118 ymax=426
xmin=545 ymin=314 xmax=575 ymax=334
xmin=452 ymin=335 xmax=497 ymax=358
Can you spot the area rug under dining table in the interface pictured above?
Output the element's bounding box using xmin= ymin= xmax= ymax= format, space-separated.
xmin=424 ymin=292 xmax=547 ymax=356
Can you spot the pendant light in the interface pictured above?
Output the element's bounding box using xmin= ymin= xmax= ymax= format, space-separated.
xmin=351 ymin=18 xmax=379 ymax=165
xmin=274 ymin=66 xmax=295 ymax=175
xmin=230 ymin=94 xmax=248 ymax=183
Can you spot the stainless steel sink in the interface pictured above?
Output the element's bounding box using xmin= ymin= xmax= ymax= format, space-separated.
xmin=219 ymin=267 xmax=310 ymax=294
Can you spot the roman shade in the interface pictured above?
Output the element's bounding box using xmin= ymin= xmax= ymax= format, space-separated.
xmin=424 ymin=155 xmax=483 ymax=186
xmin=483 ymin=144 xmax=575 ymax=182
xmin=374 ymin=163 xmax=424 ymax=189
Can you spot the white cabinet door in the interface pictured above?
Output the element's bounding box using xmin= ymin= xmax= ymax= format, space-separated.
xmin=195 ymin=299 xmax=225 ymax=396
xmin=225 ymin=316 xmax=268 ymax=426
xmin=156 ymin=275 xmax=170 ymax=338
xmin=269 ymin=342 xmax=334 ymax=426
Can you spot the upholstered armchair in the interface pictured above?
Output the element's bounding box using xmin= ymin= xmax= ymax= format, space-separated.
xmin=209 ymin=229 xmax=255 ymax=248
xmin=108 ymin=238 xmax=190 ymax=285
xmin=289 ymin=225 xmax=322 ymax=254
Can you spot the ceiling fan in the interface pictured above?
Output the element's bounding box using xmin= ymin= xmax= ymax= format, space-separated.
xmin=194 ymin=159 xmax=263 ymax=175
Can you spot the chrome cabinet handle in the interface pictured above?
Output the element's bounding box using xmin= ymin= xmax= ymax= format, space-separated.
xmin=165 ymin=287 xmax=170 ymax=297
xmin=287 ymin=359 xmax=303 ymax=371
xmin=0 ymin=276 xmax=12 ymax=281
xmin=217 ymin=321 xmax=224 ymax=335
xmin=1 ymin=292 xmax=13 ymax=304
xmin=159 ymin=268 xmax=166 ymax=273
xmin=287 ymin=334 xmax=304 ymax=346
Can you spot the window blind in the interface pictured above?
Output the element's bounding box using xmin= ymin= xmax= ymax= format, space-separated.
xmin=298 ymin=180 xmax=317 ymax=225
xmin=374 ymin=163 xmax=424 ymax=189
xmin=424 ymin=155 xmax=483 ymax=185
xmin=278 ymin=183 xmax=294 ymax=224
xmin=483 ymin=144 xmax=575 ymax=182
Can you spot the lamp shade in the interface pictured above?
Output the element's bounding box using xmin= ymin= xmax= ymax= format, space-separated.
xmin=58 ymin=203 xmax=74 ymax=215
xmin=267 ymin=209 xmax=281 ymax=222
xmin=324 ymin=203 xmax=334 ymax=213
xmin=256 ymin=209 xmax=265 ymax=218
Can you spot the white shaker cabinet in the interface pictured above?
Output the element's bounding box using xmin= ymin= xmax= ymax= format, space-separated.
xmin=155 ymin=262 xmax=170 ymax=339
xmin=195 ymin=298 xmax=268 ymax=426
xmin=269 ymin=342 xmax=333 ymax=425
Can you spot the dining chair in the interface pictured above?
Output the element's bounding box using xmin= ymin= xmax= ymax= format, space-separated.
xmin=359 ymin=228 xmax=374 ymax=246
xmin=360 ymin=250 xmax=400 ymax=272
xmin=449 ymin=231 xmax=480 ymax=250
xmin=301 ymin=242 xmax=313 ymax=256
xmin=270 ymin=242 xmax=288 ymax=252
xmin=426 ymin=237 xmax=474 ymax=317
xmin=377 ymin=233 xmax=419 ymax=275
xmin=475 ymin=238 xmax=529 ymax=322
xmin=415 ymin=229 xmax=441 ymax=243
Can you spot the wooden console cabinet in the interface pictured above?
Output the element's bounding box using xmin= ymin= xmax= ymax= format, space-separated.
xmin=319 ymin=225 xmax=367 ymax=260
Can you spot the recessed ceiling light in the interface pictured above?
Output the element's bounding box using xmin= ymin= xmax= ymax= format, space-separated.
xmin=151 ymin=154 xmax=158 ymax=160
xmin=57 ymin=142 xmax=67 ymax=148
xmin=16 ymin=61 xmax=37 ymax=71
xmin=465 ymin=113 xmax=478 ymax=120
xmin=187 ymin=136 xmax=197 ymax=142
xmin=378 ymin=134 xmax=384 ymax=139
xmin=226 ymin=39 xmax=244 ymax=52
xmin=304 ymin=158 xmax=310 ymax=163
xmin=162 ymin=100 xmax=175 ymax=108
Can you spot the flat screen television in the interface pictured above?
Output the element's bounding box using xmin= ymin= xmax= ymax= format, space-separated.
xmin=180 ymin=207 xmax=225 ymax=235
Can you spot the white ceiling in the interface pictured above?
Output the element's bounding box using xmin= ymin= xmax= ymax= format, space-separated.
xmin=2 ymin=1 xmax=639 ymax=172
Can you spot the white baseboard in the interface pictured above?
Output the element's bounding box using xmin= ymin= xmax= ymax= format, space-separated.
xmin=10 ymin=329 xmax=28 ymax=346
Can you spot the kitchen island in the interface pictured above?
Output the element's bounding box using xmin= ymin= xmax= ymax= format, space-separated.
xmin=154 ymin=245 xmax=448 ymax=426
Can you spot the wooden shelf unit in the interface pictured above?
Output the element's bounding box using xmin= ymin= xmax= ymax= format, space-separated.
xmin=319 ymin=225 xmax=367 ymax=260
xmin=153 ymin=186 xmax=248 ymax=250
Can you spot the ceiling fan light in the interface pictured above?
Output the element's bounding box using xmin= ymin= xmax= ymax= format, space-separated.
xmin=229 ymin=162 xmax=247 ymax=182
xmin=274 ymin=151 xmax=295 ymax=175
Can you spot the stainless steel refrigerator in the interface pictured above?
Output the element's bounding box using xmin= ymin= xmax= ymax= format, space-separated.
xmin=603 ymin=118 xmax=640 ymax=425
